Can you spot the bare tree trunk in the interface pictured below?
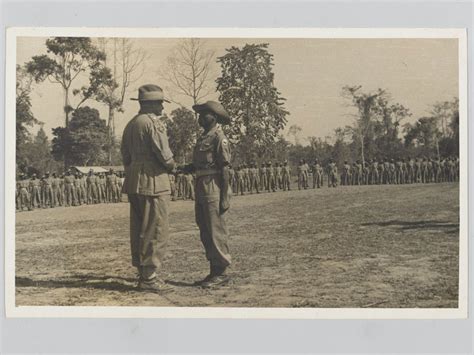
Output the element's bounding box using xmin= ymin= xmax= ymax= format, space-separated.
xmin=64 ymin=87 xmax=70 ymax=169
xmin=108 ymin=105 xmax=115 ymax=164
xmin=435 ymin=136 xmax=440 ymax=161
xmin=64 ymin=88 xmax=70 ymax=127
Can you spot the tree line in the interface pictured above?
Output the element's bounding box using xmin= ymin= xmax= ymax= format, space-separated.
xmin=16 ymin=37 xmax=458 ymax=177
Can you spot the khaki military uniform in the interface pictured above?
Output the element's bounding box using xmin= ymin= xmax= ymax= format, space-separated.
xmin=86 ymin=173 xmax=98 ymax=204
xmin=259 ymin=166 xmax=267 ymax=191
xmin=342 ymin=163 xmax=351 ymax=186
xmin=64 ymin=174 xmax=76 ymax=207
xmin=281 ymin=165 xmax=291 ymax=190
xmin=228 ymin=168 xmax=235 ymax=192
xmin=18 ymin=178 xmax=31 ymax=211
xmin=328 ymin=162 xmax=338 ymax=187
xmin=169 ymin=174 xmax=177 ymax=201
xmin=42 ymin=176 xmax=54 ymax=208
xmin=29 ymin=178 xmax=42 ymax=209
xmin=184 ymin=173 xmax=195 ymax=200
xmin=275 ymin=166 xmax=282 ymax=190
xmin=193 ymin=125 xmax=232 ymax=270
xmin=248 ymin=167 xmax=259 ymax=193
xmin=106 ymin=173 xmax=118 ymax=202
xmin=73 ymin=176 xmax=83 ymax=205
xmin=121 ymin=112 xmax=174 ymax=277
xmin=312 ymin=163 xmax=323 ymax=188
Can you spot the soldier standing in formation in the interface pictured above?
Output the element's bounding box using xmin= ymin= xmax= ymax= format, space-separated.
xmin=326 ymin=160 xmax=337 ymax=187
xmin=259 ymin=163 xmax=267 ymax=192
xmin=282 ymin=161 xmax=291 ymax=191
xmin=29 ymin=174 xmax=41 ymax=209
xmin=248 ymin=162 xmax=259 ymax=194
xmin=17 ymin=173 xmax=31 ymax=211
xmin=41 ymin=172 xmax=54 ymax=208
xmin=312 ymin=159 xmax=323 ymax=188
xmin=73 ymin=172 xmax=82 ymax=205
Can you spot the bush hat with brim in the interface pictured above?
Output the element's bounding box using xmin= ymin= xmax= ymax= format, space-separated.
xmin=131 ymin=84 xmax=170 ymax=103
xmin=192 ymin=101 xmax=231 ymax=125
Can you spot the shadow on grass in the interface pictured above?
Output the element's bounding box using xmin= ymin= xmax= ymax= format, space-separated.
xmin=361 ymin=220 xmax=459 ymax=233
xmin=16 ymin=275 xmax=137 ymax=292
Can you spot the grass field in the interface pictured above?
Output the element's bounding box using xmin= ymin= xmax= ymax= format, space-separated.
xmin=15 ymin=183 xmax=459 ymax=308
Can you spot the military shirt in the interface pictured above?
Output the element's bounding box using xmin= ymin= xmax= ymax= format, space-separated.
xmin=19 ymin=179 xmax=29 ymax=190
xmin=29 ymin=178 xmax=41 ymax=189
xmin=64 ymin=175 xmax=75 ymax=185
xmin=107 ymin=174 xmax=117 ymax=185
xmin=192 ymin=126 xmax=230 ymax=170
xmin=193 ymin=125 xmax=231 ymax=202
xmin=121 ymin=113 xmax=174 ymax=196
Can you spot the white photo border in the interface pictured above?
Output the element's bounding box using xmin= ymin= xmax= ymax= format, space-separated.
xmin=5 ymin=27 xmax=468 ymax=319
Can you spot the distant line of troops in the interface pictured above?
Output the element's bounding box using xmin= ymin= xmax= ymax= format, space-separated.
xmin=219 ymin=156 xmax=460 ymax=195
xmin=168 ymin=172 xmax=195 ymax=201
xmin=16 ymin=169 xmax=125 ymax=211
xmin=228 ymin=161 xmax=293 ymax=194
xmin=310 ymin=156 xmax=460 ymax=189
xmin=17 ymin=156 xmax=459 ymax=211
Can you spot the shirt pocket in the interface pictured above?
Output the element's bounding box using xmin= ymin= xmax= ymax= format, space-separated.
xmin=199 ymin=142 xmax=215 ymax=165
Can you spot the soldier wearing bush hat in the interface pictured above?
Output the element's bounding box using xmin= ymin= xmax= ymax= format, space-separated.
xmin=188 ymin=100 xmax=232 ymax=288
xmin=122 ymin=84 xmax=176 ymax=293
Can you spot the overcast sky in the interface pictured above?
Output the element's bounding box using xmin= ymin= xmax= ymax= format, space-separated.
xmin=16 ymin=37 xmax=459 ymax=144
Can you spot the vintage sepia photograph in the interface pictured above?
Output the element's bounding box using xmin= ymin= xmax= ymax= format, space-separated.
xmin=5 ymin=28 xmax=467 ymax=318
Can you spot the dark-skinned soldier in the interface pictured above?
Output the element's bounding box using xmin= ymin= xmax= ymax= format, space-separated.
xmin=121 ymin=84 xmax=176 ymax=292
xmin=312 ymin=159 xmax=323 ymax=188
xmin=342 ymin=161 xmax=351 ymax=186
xmin=328 ymin=160 xmax=338 ymax=188
xmin=51 ymin=172 xmax=60 ymax=207
xmin=242 ymin=164 xmax=250 ymax=193
xmin=169 ymin=171 xmax=177 ymax=201
xmin=259 ymin=162 xmax=267 ymax=192
xmin=42 ymin=171 xmax=54 ymax=208
xmin=297 ymin=160 xmax=304 ymax=190
xmin=18 ymin=173 xmax=31 ymax=211
xmin=184 ymin=172 xmax=195 ymax=200
xmin=86 ymin=169 xmax=97 ymax=204
xmin=106 ymin=168 xmax=118 ymax=203
xmin=236 ymin=165 xmax=245 ymax=196
xmin=228 ymin=165 xmax=235 ymax=192
xmin=187 ymin=101 xmax=232 ymax=288
xmin=249 ymin=162 xmax=260 ymax=194
xmin=302 ymin=159 xmax=310 ymax=189
xmin=63 ymin=170 xmax=75 ymax=207
xmin=275 ymin=162 xmax=282 ymax=190
xmin=415 ymin=157 xmax=422 ymax=183
xmin=266 ymin=161 xmax=276 ymax=192
xmin=29 ymin=173 xmax=41 ymax=209
xmin=281 ymin=160 xmax=291 ymax=191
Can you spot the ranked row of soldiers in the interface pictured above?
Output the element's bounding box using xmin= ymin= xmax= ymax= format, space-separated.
xmin=16 ymin=169 xmax=124 ymax=211
xmin=227 ymin=161 xmax=292 ymax=195
xmin=306 ymin=156 xmax=460 ymax=189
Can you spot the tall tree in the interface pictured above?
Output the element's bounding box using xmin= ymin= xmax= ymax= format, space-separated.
xmin=342 ymin=86 xmax=405 ymax=164
xmin=166 ymin=107 xmax=200 ymax=164
xmin=52 ymin=106 xmax=108 ymax=166
xmin=26 ymin=37 xmax=107 ymax=127
xmin=403 ymin=116 xmax=441 ymax=157
xmin=21 ymin=127 xmax=62 ymax=175
xmin=216 ymin=43 xmax=289 ymax=161
xmin=16 ymin=64 xmax=41 ymax=172
xmin=96 ymin=38 xmax=147 ymax=146
xmin=288 ymin=124 xmax=303 ymax=146
xmin=159 ymin=38 xmax=215 ymax=107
